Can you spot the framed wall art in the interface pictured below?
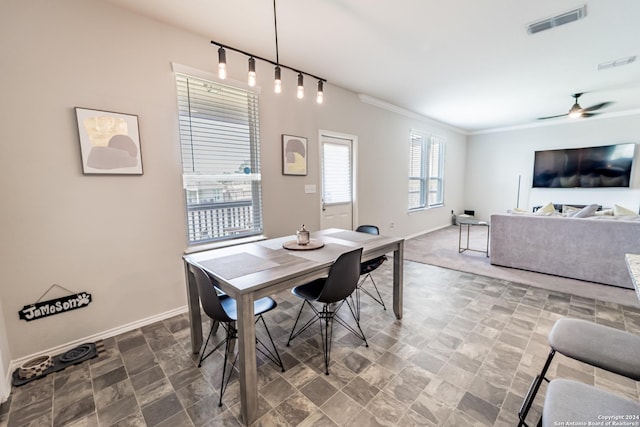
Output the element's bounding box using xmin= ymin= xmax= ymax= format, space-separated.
xmin=75 ymin=107 xmax=143 ymax=175
xmin=282 ymin=134 xmax=307 ymax=176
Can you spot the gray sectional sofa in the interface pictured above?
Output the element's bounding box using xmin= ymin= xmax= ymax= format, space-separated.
xmin=490 ymin=213 xmax=640 ymax=289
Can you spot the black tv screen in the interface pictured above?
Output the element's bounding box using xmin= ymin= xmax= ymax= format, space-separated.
xmin=532 ymin=143 xmax=635 ymax=188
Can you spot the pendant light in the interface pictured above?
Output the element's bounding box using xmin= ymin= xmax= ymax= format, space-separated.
xmin=217 ymin=47 xmax=227 ymax=79
xmin=297 ymin=73 xmax=304 ymax=99
xmin=209 ymin=0 xmax=326 ymax=103
xmin=247 ymin=57 xmax=256 ymax=87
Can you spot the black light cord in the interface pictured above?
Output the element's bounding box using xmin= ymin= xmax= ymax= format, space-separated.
xmin=210 ymin=0 xmax=325 ymax=84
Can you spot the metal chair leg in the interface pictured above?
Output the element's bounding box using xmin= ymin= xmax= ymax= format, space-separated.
xmin=360 ymin=273 xmax=386 ymax=310
xmin=319 ymin=304 xmax=334 ymax=375
xmin=518 ymin=348 xmax=556 ymax=427
xmin=287 ymin=300 xmax=319 ymax=345
xmin=256 ymin=315 xmax=285 ymax=372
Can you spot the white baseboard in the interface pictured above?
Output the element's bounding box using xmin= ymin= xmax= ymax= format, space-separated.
xmin=7 ymin=305 xmax=188 ymax=384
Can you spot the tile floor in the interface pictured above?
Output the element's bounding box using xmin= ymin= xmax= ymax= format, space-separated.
xmin=2 ymin=260 xmax=640 ymax=426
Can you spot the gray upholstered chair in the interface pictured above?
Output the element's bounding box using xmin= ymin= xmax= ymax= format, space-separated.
xmin=540 ymin=379 xmax=640 ymax=427
xmin=518 ymin=317 xmax=640 ymax=426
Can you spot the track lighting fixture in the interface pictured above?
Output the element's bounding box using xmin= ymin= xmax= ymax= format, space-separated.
xmin=297 ymin=73 xmax=304 ymax=99
xmin=248 ymin=57 xmax=256 ymax=87
xmin=217 ymin=47 xmax=227 ymax=80
xmin=209 ymin=0 xmax=325 ymax=104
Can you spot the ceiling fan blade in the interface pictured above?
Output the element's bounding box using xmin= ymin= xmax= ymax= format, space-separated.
xmin=583 ymin=101 xmax=613 ymax=112
xmin=538 ymin=113 xmax=568 ymax=120
xmin=581 ymin=112 xmax=599 ymax=118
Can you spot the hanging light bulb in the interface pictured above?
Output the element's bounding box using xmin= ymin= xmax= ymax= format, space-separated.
xmin=274 ymin=66 xmax=282 ymax=94
xmin=316 ymin=80 xmax=324 ymax=104
xmin=297 ymin=73 xmax=304 ymax=99
xmin=217 ymin=47 xmax=227 ymax=79
xmin=247 ymin=57 xmax=256 ymax=87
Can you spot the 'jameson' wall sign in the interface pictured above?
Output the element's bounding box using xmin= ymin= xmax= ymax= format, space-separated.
xmin=19 ymin=292 xmax=92 ymax=321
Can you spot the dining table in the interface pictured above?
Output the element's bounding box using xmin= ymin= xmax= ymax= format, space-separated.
xmin=183 ymin=228 xmax=404 ymax=425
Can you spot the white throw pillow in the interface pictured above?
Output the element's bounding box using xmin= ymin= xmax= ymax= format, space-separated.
xmin=613 ymin=204 xmax=637 ymax=216
xmin=534 ymin=202 xmax=555 ymax=215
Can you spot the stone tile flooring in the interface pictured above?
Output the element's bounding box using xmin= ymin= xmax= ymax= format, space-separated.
xmin=2 ymin=260 xmax=640 ymax=426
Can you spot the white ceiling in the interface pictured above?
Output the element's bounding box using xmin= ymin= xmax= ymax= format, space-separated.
xmin=104 ymin=0 xmax=640 ymax=133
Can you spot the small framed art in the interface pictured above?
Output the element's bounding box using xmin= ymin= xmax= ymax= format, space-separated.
xmin=75 ymin=107 xmax=143 ymax=175
xmin=282 ymin=134 xmax=307 ymax=176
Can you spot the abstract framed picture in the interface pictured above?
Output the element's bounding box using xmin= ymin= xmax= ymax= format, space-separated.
xmin=75 ymin=107 xmax=143 ymax=175
xmin=282 ymin=134 xmax=307 ymax=176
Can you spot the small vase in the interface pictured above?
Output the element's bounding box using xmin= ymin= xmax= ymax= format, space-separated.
xmin=296 ymin=224 xmax=310 ymax=245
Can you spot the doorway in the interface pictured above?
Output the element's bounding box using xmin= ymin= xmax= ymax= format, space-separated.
xmin=319 ymin=131 xmax=357 ymax=230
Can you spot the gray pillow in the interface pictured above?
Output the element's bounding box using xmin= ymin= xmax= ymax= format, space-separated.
xmin=572 ymin=204 xmax=599 ymax=218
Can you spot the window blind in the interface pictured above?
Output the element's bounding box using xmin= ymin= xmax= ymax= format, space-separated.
xmin=322 ymin=142 xmax=352 ymax=204
xmin=175 ymin=73 xmax=263 ymax=244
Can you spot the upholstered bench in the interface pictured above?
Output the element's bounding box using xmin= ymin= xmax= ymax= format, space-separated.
xmin=519 ymin=317 xmax=640 ymax=426
xmin=541 ymin=379 xmax=640 ymax=427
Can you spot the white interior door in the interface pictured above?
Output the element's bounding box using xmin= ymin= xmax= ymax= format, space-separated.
xmin=320 ymin=132 xmax=356 ymax=230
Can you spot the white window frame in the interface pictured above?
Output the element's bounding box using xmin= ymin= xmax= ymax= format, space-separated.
xmin=175 ymin=71 xmax=263 ymax=246
xmin=408 ymin=130 xmax=445 ymax=211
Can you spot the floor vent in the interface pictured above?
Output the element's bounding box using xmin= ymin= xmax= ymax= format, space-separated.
xmin=527 ymin=5 xmax=587 ymax=35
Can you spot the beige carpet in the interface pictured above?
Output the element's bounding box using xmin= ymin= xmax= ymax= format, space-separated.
xmin=404 ymin=225 xmax=640 ymax=308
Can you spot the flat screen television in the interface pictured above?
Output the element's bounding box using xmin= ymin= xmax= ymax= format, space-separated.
xmin=532 ymin=143 xmax=636 ymax=188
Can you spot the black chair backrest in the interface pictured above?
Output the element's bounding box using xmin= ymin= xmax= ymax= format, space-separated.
xmin=316 ymin=248 xmax=363 ymax=303
xmin=188 ymin=263 xmax=234 ymax=323
xmin=356 ymin=225 xmax=380 ymax=235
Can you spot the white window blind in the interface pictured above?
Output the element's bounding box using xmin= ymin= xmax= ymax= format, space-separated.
xmin=428 ymin=136 xmax=445 ymax=206
xmin=175 ymin=73 xmax=263 ymax=245
xmin=322 ymin=142 xmax=352 ymax=204
xmin=408 ymin=131 xmax=445 ymax=210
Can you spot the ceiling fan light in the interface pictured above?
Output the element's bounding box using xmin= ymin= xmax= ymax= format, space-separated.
xmin=568 ymin=104 xmax=582 ymax=118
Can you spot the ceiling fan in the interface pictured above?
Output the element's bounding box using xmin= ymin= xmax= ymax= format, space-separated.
xmin=538 ymin=93 xmax=613 ymax=120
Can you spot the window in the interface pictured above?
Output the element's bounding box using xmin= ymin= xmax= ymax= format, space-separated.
xmin=408 ymin=131 xmax=445 ymax=210
xmin=175 ymin=73 xmax=262 ymax=245
xmin=322 ymin=141 xmax=352 ymax=204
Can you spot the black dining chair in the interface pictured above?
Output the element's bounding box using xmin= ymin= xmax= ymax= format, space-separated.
xmin=188 ymin=263 xmax=284 ymax=407
xmin=286 ymin=248 xmax=368 ymax=375
xmin=354 ymin=225 xmax=387 ymax=319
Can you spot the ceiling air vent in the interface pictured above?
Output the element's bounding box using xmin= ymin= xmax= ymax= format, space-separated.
xmin=527 ymin=5 xmax=587 ymax=35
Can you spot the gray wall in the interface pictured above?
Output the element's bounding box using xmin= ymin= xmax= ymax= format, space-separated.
xmin=465 ymin=116 xmax=640 ymax=220
xmin=0 ymin=0 xmax=467 ymax=384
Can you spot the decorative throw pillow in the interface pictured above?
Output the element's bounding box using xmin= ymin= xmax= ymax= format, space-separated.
xmin=562 ymin=205 xmax=580 ymax=216
xmin=572 ymin=204 xmax=599 ymax=218
xmin=613 ymin=204 xmax=637 ymax=216
xmin=534 ymin=202 xmax=555 ymax=215
xmin=595 ymin=209 xmax=614 ymax=216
